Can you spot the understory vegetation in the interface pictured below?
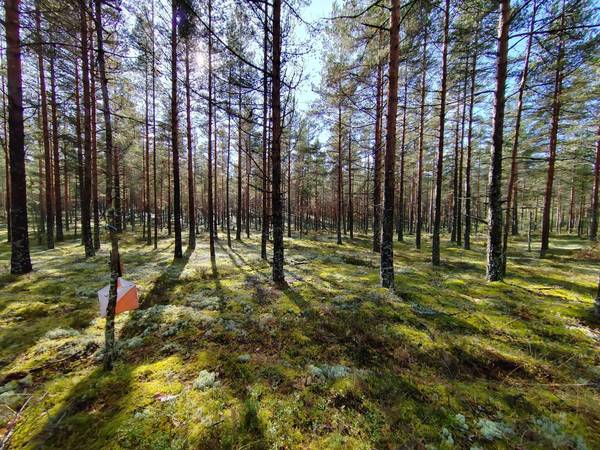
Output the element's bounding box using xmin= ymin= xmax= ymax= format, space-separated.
xmin=1 ymin=229 xmax=599 ymax=449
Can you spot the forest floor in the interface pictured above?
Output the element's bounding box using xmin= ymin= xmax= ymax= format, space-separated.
xmin=0 ymin=227 xmax=599 ymax=449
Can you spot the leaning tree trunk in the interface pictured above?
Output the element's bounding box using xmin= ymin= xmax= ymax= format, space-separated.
xmin=502 ymin=1 xmax=536 ymax=273
xmin=432 ymin=0 xmax=450 ymax=266
xmin=380 ymin=0 xmax=400 ymax=289
xmin=271 ymin=0 xmax=285 ymax=285
xmin=486 ymin=0 xmax=510 ymax=281
xmin=5 ymin=0 xmax=32 ymax=274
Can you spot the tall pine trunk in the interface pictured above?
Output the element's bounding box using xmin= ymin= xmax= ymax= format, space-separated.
xmin=486 ymin=0 xmax=510 ymax=281
xmin=590 ymin=124 xmax=600 ymax=240
xmin=236 ymin=86 xmax=243 ymax=241
xmin=207 ymin=0 xmax=216 ymax=263
xmin=380 ymin=0 xmax=400 ymax=289
xmin=540 ymin=10 xmax=565 ymax=257
xmin=171 ymin=0 xmax=182 ymax=258
xmin=95 ymin=0 xmax=120 ymax=371
xmin=416 ymin=28 xmax=427 ymax=250
xmin=5 ymin=0 xmax=31 ymax=274
xmin=49 ymin=49 xmax=63 ymax=242
xmin=372 ymin=52 xmax=383 ymax=253
xmin=80 ymin=1 xmax=94 ymax=257
xmin=36 ymin=2 xmax=54 ymax=250
xmin=502 ymin=2 xmax=536 ymax=272
xmin=464 ymin=34 xmax=478 ymax=250
xmin=271 ymin=0 xmax=285 ymax=285
xmin=185 ymin=42 xmax=195 ymax=250
xmin=261 ymin=0 xmax=269 ymax=260
xmin=432 ymin=0 xmax=450 ymax=266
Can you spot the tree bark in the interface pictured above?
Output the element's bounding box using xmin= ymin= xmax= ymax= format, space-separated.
xmin=171 ymin=0 xmax=182 ymax=258
xmin=261 ymin=0 xmax=269 ymax=260
xmin=464 ymin=33 xmax=478 ymax=250
xmin=207 ymin=0 xmax=216 ymax=263
xmin=432 ymin=0 xmax=450 ymax=266
xmin=540 ymin=10 xmax=565 ymax=257
xmin=236 ymin=85 xmax=242 ymax=241
xmin=397 ymin=69 xmax=408 ymax=242
xmin=380 ymin=0 xmax=400 ymax=289
xmin=49 ymin=49 xmax=63 ymax=242
xmin=95 ymin=0 xmax=120 ymax=371
xmin=185 ymin=41 xmax=195 ymax=250
xmin=80 ymin=0 xmax=94 ymax=257
xmin=348 ymin=117 xmax=353 ymax=240
xmin=372 ymin=49 xmax=383 ymax=253
xmin=36 ymin=2 xmax=54 ymax=250
xmin=416 ymin=28 xmax=427 ymax=250
xmin=589 ymin=123 xmax=600 ymax=240
xmin=337 ymin=103 xmax=343 ymax=245
xmin=5 ymin=0 xmax=32 ymax=274
xmin=271 ymin=0 xmax=285 ymax=285
xmin=486 ymin=0 xmax=510 ymax=281
xmin=225 ymin=69 xmax=232 ymax=249
xmin=502 ymin=1 xmax=536 ymax=272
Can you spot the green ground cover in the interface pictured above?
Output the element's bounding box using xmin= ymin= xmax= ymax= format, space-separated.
xmin=1 ymin=229 xmax=599 ymax=449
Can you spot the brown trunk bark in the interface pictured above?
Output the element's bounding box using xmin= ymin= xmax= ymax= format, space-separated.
xmin=486 ymin=0 xmax=510 ymax=281
xmin=5 ymin=0 xmax=32 ymax=273
xmin=432 ymin=0 xmax=450 ymax=266
xmin=373 ymin=44 xmax=383 ymax=253
xmin=272 ymin=0 xmax=285 ymax=284
xmin=49 ymin=49 xmax=63 ymax=242
xmin=540 ymin=10 xmax=565 ymax=257
xmin=502 ymin=1 xmax=536 ymax=272
xmin=590 ymin=123 xmax=600 ymax=240
xmin=185 ymin=41 xmax=195 ymax=250
xmin=36 ymin=2 xmax=54 ymax=249
xmin=416 ymin=28 xmax=427 ymax=250
xmin=380 ymin=0 xmax=400 ymax=289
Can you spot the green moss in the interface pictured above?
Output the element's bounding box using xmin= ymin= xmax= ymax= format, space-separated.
xmin=1 ymin=230 xmax=599 ymax=449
